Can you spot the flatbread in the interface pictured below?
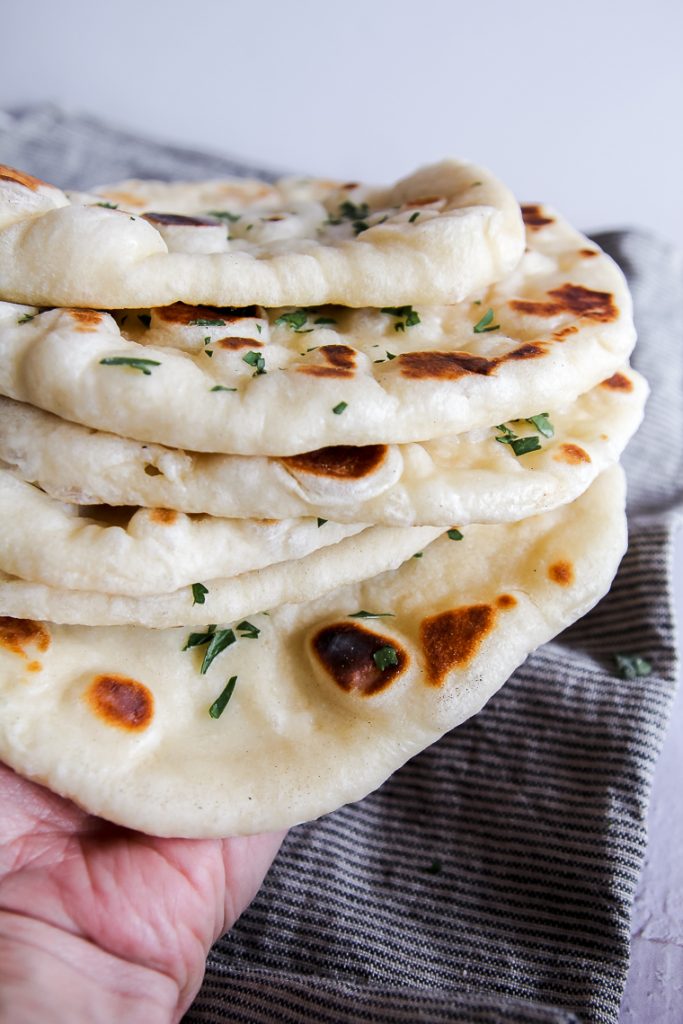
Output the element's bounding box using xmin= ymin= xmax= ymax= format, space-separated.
xmin=0 ymin=207 xmax=635 ymax=456
xmin=0 ymin=470 xmax=368 ymax=595
xmin=0 ymin=367 xmax=647 ymax=526
xmin=0 ymin=523 xmax=443 ymax=628
xmin=0 ymin=160 xmax=524 ymax=308
xmin=0 ymin=467 xmax=627 ymax=837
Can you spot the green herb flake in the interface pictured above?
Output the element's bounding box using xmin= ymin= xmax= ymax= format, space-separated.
xmin=138 ymin=313 xmax=151 ymax=328
xmin=96 ymin=201 xmax=118 ymax=209
xmin=206 ymin=210 xmax=241 ymax=222
xmin=511 ymin=436 xmax=542 ymax=456
xmin=275 ymin=310 xmax=308 ymax=332
xmin=526 ymin=413 xmax=554 ymax=438
xmin=495 ymin=424 xmax=542 ymax=457
xmin=409 ymin=211 xmax=420 ymax=223
xmin=242 ymin=350 xmax=266 ymax=375
xmin=422 ymin=858 xmax=443 ymax=875
xmin=237 ymin=620 xmax=260 ymax=640
xmin=182 ymin=624 xmax=217 ymax=650
xmin=209 ymin=675 xmax=237 ymax=719
xmin=17 ymin=313 xmax=35 ymax=325
xmin=340 ymin=200 xmax=370 ymax=221
xmin=189 ymin=318 xmax=226 ymax=327
xmin=317 ymin=518 xmax=328 ymax=527
xmin=191 ymin=582 xmax=209 ymax=606
xmin=385 ymin=351 xmax=396 ymax=360
xmin=373 ymin=645 xmax=399 ymax=671
xmin=614 ymin=654 xmax=652 ymax=680
xmin=99 ymin=357 xmax=161 ymax=375
xmin=210 ymin=385 xmax=237 ymax=392
xmin=413 ymin=551 xmax=423 ymax=558
xmin=381 ymin=305 xmax=421 ymax=331
xmin=447 ymin=528 xmax=464 ymax=541
xmin=256 ymin=323 xmax=262 ymax=334
xmin=348 ymin=610 xmax=395 ymax=619
xmin=200 ymin=628 xmax=237 ymax=674
xmin=314 ymin=316 xmax=337 ymax=326
xmin=332 ymin=401 xmax=348 ymax=415
xmin=473 ymin=308 xmax=500 ymax=333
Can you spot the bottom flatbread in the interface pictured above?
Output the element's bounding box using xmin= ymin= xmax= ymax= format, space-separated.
xmin=0 ymin=467 xmax=626 ymax=838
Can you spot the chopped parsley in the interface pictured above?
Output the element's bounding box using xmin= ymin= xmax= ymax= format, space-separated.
xmin=181 ymin=624 xmax=236 ymax=673
xmin=332 ymin=401 xmax=348 ymax=415
xmin=340 ymin=200 xmax=370 ymax=222
xmin=183 ymin=624 xmax=216 ymax=649
xmin=191 ymin=582 xmax=209 ymax=606
xmin=17 ymin=313 xmax=35 ymax=325
xmin=210 ymin=385 xmax=237 ymax=392
xmin=526 ymin=413 xmax=554 ymax=438
xmin=243 ymin=350 xmax=266 ymax=375
xmin=96 ymin=201 xmax=118 ymax=209
xmin=137 ymin=313 xmax=151 ymax=328
xmin=199 ymin=628 xmax=237 ymax=674
xmin=275 ymin=310 xmax=308 ymax=332
xmin=348 ymin=610 xmax=395 ymax=619
xmin=495 ymin=423 xmax=542 ymax=457
xmin=206 ymin=210 xmax=241 ymax=222
xmin=422 ymin=858 xmax=443 ymax=875
xmin=317 ymin=518 xmax=328 ymax=527
xmin=237 ymin=620 xmax=260 ymax=640
xmin=209 ymin=676 xmax=237 ymax=718
xmin=409 ymin=211 xmax=420 ymax=223
xmin=189 ymin=318 xmax=226 ymax=327
xmin=614 ymin=654 xmax=652 ymax=680
xmin=413 ymin=552 xmax=423 ymax=558
xmin=381 ymin=305 xmax=421 ymax=331
xmin=99 ymin=356 xmax=161 ymax=375
xmin=373 ymin=645 xmax=399 ymax=671
xmin=314 ymin=316 xmax=337 ymax=326
xmin=473 ymin=308 xmax=500 ymax=333
xmin=447 ymin=529 xmax=464 ymax=541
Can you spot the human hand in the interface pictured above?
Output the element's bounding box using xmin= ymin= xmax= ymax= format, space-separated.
xmin=0 ymin=761 xmax=285 ymax=1023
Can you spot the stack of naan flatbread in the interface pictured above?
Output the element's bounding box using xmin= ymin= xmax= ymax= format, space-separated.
xmin=0 ymin=161 xmax=645 ymax=837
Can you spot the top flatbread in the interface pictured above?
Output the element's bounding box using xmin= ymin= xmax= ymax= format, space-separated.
xmin=0 ymin=161 xmax=524 ymax=309
xmin=0 ymin=207 xmax=635 ymax=456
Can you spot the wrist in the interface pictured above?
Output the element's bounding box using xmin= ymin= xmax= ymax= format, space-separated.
xmin=0 ymin=911 xmax=181 ymax=1024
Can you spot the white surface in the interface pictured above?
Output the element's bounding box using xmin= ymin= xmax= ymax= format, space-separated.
xmin=2 ymin=0 xmax=682 ymax=1017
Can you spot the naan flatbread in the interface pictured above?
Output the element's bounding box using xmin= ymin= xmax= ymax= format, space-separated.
xmin=0 ymin=367 xmax=646 ymax=526
xmin=0 ymin=208 xmax=635 ymax=456
xmin=0 ymin=467 xmax=626 ymax=837
xmin=0 ymin=470 xmax=367 ymax=595
xmin=0 ymin=161 xmax=524 ymax=308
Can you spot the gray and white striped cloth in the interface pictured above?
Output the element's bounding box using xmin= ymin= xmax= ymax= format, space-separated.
xmin=1 ymin=106 xmax=680 ymax=1024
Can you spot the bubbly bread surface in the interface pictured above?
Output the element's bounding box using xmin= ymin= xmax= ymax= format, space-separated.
xmin=0 ymin=160 xmax=524 ymax=309
xmin=0 ymin=207 xmax=635 ymax=456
